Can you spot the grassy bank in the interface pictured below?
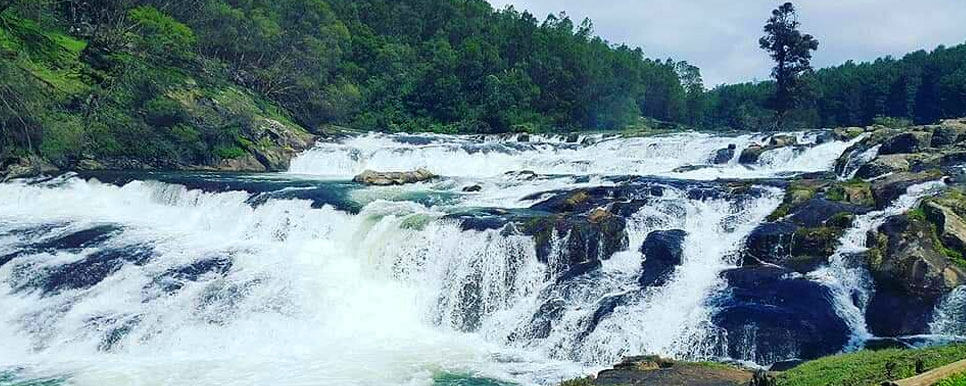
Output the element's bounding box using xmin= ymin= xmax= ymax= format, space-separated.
xmin=777 ymin=344 xmax=966 ymax=386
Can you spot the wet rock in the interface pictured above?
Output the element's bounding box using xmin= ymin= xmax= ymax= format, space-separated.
xmin=244 ymin=119 xmax=317 ymax=171
xmin=673 ymin=165 xmax=713 ymax=173
xmin=352 ymin=168 xmax=437 ymax=186
xmin=879 ymin=132 xmax=932 ymax=155
xmin=865 ymin=214 xmax=966 ymax=336
xmin=518 ymin=212 xmax=628 ymax=278
xmin=743 ymin=222 xmax=797 ymax=266
xmin=18 ymin=244 xmax=155 ymax=296
xmin=789 ymin=198 xmax=866 ymax=227
xmin=712 ymin=266 xmax=851 ymax=364
xmin=712 ymin=144 xmax=737 ymax=164
xmin=594 ymin=356 xmax=753 ymax=386
xmin=566 ymin=133 xmax=580 ymax=143
xmin=870 ymin=170 xmax=942 ymax=209
xmin=832 ymin=127 xmax=867 ymax=141
xmin=768 ymin=360 xmax=805 ymax=372
xmin=855 ymin=154 xmax=914 ymax=179
xmin=517 ymin=133 xmax=530 ymax=142
xmin=530 ymin=189 xmax=593 ymax=213
xmin=924 ymin=201 xmax=966 ymax=251
xmin=769 ymin=134 xmax=798 ymax=147
xmin=931 ymin=121 xmax=966 ymax=147
xmin=639 ymin=229 xmax=687 ymax=288
xmin=1 ymin=155 xmax=58 ymax=182
xmin=149 ymin=255 xmax=233 ymax=294
xmin=739 ymin=145 xmax=766 ymax=164
xmin=462 ymin=184 xmax=483 ymax=192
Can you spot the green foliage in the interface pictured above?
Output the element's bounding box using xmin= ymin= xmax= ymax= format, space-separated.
xmin=213 ymin=145 xmax=246 ymax=159
xmin=759 ymin=2 xmax=819 ymax=130
xmin=705 ymin=43 xmax=966 ymax=130
xmin=937 ymin=372 xmax=966 ymax=386
xmin=129 ymin=5 xmax=195 ymax=62
xmin=777 ymin=344 xmax=966 ymax=386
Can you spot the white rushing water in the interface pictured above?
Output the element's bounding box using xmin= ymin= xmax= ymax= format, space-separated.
xmin=0 ymin=131 xmax=917 ymax=386
xmin=809 ymin=180 xmax=948 ymax=348
xmin=289 ymin=131 xmax=859 ymax=180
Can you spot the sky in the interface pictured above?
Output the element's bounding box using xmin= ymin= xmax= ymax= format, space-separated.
xmin=487 ymin=0 xmax=966 ymax=86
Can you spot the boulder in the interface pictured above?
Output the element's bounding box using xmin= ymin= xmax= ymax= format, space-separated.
xmin=639 ymin=229 xmax=687 ymax=287
xmin=462 ymin=184 xmax=483 ymax=192
xmin=739 ymin=145 xmax=766 ymax=164
xmin=855 ymin=154 xmax=914 ymax=179
xmin=743 ymin=222 xmax=797 ymax=266
xmin=870 ymin=170 xmax=943 ymax=209
xmin=517 ymin=133 xmax=530 ymax=142
xmin=594 ymin=356 xmax=753 ymax=386
xmin=712 ymin=144 xmax=737 ymax=164
xmin=832 ymin=127 xmax=867 ymax=141
xmin=879 ymin=132 xmax=932 ymax=155
xmin=519 ymin=212 xmax=628 ymax=278
xmin=924 ymin=201 xmax=966 ymax=251
xmin=769 ymin=134 xmax=798 ymax=147
xmin=244 ymin=118 xmax=317 ymax=171
xmin=787 ymin=198 xmax=868 ymax=227
xmin=1 ymin=155 xmax=58 ymax=182
xmin=865 ymin=214 xmax=966 ymax=336
xmin=352 ymin=168 xmax=438 ymax=186
xmin=932 ymin=125 xmax=965 ymax=147
xmin=566 ymin=133 xmax=580 ymax=143
xmin=712 ymin=266 xmax=851 ymax=364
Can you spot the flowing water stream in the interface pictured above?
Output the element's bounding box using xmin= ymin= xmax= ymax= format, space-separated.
xmin=0 ymin=131 xmax=956 ymax=385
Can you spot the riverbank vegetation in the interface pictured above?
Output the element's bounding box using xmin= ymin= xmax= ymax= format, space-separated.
xmin=1 ymin=0 xmax=965 ymax=170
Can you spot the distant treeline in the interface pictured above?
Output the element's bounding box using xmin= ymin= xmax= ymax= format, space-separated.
xmin=1 ymin=0 xmax=965 ymax=167
xmin=702 ymin=43 xmax=966 ymax=130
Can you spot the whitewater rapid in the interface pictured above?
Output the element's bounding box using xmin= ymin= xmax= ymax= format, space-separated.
xmin=0 ymin=131 xmax=953 ymax=386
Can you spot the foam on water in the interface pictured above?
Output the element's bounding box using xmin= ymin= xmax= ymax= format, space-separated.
xmin=808 ymin=180 xmax=948 ymax=348
xmin=0 ymin=130 xmax=891 ymax=385
xmin=289 ymin=132 xmax=860 ymax=180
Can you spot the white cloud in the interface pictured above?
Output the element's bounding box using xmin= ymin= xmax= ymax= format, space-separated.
xmin=488 ymin=0 xmax=966 ymax=86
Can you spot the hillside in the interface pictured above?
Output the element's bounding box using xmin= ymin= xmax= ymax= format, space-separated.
xmin=0 ymin=0 xmax=692 ymax=175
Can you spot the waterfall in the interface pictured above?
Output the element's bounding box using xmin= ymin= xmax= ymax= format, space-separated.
xmin=808 ymin=180 xmax=947 ymax=348
xmin=0 ymin=131 xmax=919 ymax=385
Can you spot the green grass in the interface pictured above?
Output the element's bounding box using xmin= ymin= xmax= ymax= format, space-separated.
xmin=777 ymin=344 xmax=966 ymax=386
xmin=937 ymin=372 xmax=966 ymax=386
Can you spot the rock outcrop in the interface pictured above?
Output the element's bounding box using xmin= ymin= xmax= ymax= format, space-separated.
xmin=585 ymin=356 xmax=754 ymax=386
xmin=865 ymin=210 xmax=966 ymax=336
xmin=639 ymin=229 xmax=687 ymax=287
xmin=712 ymin=144 xmax=737 ymax=164
xmin=352 ymin=168 xmax=438 ymax=186
xmin=712 ymin=266 xmax=852 ymax=364
xmin=1 ymin=155 xmax=58 ymax=182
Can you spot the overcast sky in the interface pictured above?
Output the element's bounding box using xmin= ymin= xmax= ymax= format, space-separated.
xmin=487 ymin=0 xmax=966 ymax=86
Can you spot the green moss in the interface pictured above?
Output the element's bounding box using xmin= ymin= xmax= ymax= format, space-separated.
xmin=557 ymin=377 xmax=594 ymax=386
xmin=909 ymin=208 xmax=928 ymax=222
xmin=777 ymin=344 xmax=966 ymax=386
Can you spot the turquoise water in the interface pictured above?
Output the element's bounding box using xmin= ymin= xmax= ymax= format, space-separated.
xmin=0 ymin=370 xmax=64 ymax=386
xmin=434 ymin=372 xmax=517 ymax=386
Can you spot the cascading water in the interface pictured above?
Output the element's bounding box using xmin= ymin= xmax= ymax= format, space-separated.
xmin=0 ymin=131 xmax=946 ymax=385
xmin=808 ymin=180 xmax=948 ymax=348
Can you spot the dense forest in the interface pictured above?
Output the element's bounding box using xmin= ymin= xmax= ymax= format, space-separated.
xmin=703 ymin=43 xmax=966 ymax=130
xmin=1 ymin=0 xmax=965 ymax=169
xmin=0 ymin=0 xmax=692 ymax=168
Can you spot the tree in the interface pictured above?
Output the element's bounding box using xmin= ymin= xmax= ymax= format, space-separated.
xmin=759 ymin=2 xmax=818 ymax=130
